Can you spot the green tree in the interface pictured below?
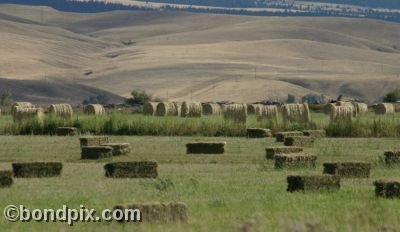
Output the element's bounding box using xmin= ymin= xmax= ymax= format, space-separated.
xmin=0 ymin=89 xmax=12 ymax=106
xmin=286 ymin=94 xmax=296 ymax=103
xmin=82 ymin=95 xmax=110 ymax=105
xmin=383 ymin=89 xmax=400 ymax=102
xmin=126 ymin=90 xmax=152 ymax=105
xmin=301 ymin=93 xmax=328 ymax=104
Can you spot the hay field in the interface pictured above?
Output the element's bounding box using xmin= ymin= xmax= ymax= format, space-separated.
xmin=0 ymin=135 xmax=399 ymax=231
xmin=1 ymin=4 xmax=400 ymax=103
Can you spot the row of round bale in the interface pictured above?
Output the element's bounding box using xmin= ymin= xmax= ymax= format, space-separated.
xmin=326 ymin=101 xmax=400 ymax=123
xmin=6 ymin=101 xmax=400 ymax=125
xmin=10 ymin=102 xmax=106 ymax=123
xmin=147 ymin=101 xmax=311 ymax=124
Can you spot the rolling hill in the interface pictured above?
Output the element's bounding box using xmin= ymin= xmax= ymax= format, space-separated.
xmin=1 ymin=4 xmax=400 ymax=103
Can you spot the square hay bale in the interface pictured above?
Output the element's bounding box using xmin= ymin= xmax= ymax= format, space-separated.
xmin=186 ymin=142 xmax=226 ymax=154
xmin=104 ymin=161 xmax=158 ymax=178
xmin=275 ymin=153 xmax=317 ymax=169
xmin=374 ymin=179 xmax=400 ymax=198
xmin=79 ymin=136 xmax=110 ymax=147
xmin=100 ymin=143 xmax=131 ymax=156
xmin=246 ymin=128 xmax=273 ymax=138
xmin=287 ymin=175 xmax=340 ymax=192
xmin=56 ymin=127 xmax=78 ymax=136
xmin=81 ymin=146 xmax=113 ymax=159
xmin=284 ymin=136 xmax=315 ymax=147
xmin=0 ymin=170 xmax=13 ymax=187
xmin=113 ymin=202 xmax=188 ymax=223
xmin=323 ymin=162 xmax=371 ymax=178
xmin=12 ymin=162 xmax=62 ymax=178
xmin=275 ymin=131 xmax=303 ymax=142
xmin=265 ymin=146 xmax=303 ymax=159
xmin=383 ymin=151 xmax=400 ymax=165
xmin=303 ymin=130 xmax=326 ymax=138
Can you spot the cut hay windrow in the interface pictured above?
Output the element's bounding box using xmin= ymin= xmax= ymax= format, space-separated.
xmin=330 ymin=105 xmax=353 ymax=122
xmin=275 ymin=131 xmax=303 ymax=142
xmin=181 ymin=102 xmax=202 ymax=117
xmin=143 ymin=102 xmax=159 ymax=116
xmin=186 ymin=142 xmax=226 ymax=154
xmin=256 ymin=105 xmax=279 ymax=122
xmin=323 ymin=162 xmax=371 ymax=178
xmin=202 ymin=103 xmax=222 ymax=115
xmin=287 ymin=175 xmax=340 ymax=192
xmin=303 ymin=130 xmax=326 ymax=138
xmin=79 ymin=136 xmax=110 ymax=147
xmin=274 ymin=153 xmax=317 ymax=169
xmin=282 ymin=103 xmax=310 ymax=123
xmin=375 ymin=103 xmax=395 ymax=115
xmin=113 ymin=202 xmax=188 ymax=223
xmin=383 ymin=151 xmax=400 ymax=165
xmin=81 ymin=146 xmax=113 ymax=159
xmin=83 ymin=104 xmax=106 ymax=115
xmin=374 ymin=179 xmax=400 ymax=198
xmin=265 ymin=146 xmax=303 ymax=159
xmin=11 ymin=102 xmax=34 ymax=116
xmin=284 ymin=136 xmax=315 ymax=147
xmin=246 ymin=128 xmax=272 ymax=138
xmin=223 ymin=104 xmax=247 ymax=123
xmin=100 ymin=143 xmax=131 ymax=156
xmin=12 ymin=162 xmax=62 ymax=178
xmin=155 ymin=102 xmax=180 ymax=116
xmin=104 ymin=161 xmax=158 ymax=178
xmin=49 ymin=104 xmax=73 ymax=118
xmin=12 ymin=107 xmax=44 ymax=123
xmin=0 ymin=170 xmax=13 ymax=187
xmin=56 ymin=127 xmax=78 ymax=136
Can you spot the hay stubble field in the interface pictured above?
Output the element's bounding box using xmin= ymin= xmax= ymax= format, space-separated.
xmin=0 ymin=135 xmax=400 ymax=231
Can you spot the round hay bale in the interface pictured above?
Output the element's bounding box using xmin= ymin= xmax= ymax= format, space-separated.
xmin=336 ymin=101 xmax=354 ymax=107
xmin=330 ymin=105 xmax=353 ymax=122
xmin=393 ymin=103 xmax=400 ymax=112
xmin=83 ymin=104 xmax=106 ymax=115
xmin=143 ymin=102 xmax=159 ymax=116
xmin=11 ymin=102 xmax=34 ymax=116
xmin=223 ymin=104 xmax=247 ymax=123
xmin=173 ymin=102 xmax=182 ymax=116
xmin=282 ymin=103 xmax=311 ymax=123
xmin=247 ymin=104 xmax=263 ymax=115
xmin=352 ymin=102 xmax=368 ymax=116
xmin=155 ymin=102 xmax=179 ymax=116
xmin=181 ymin=102 xmax=202 ymax=117
xmin=375 ymin=103 xmax=395 ymax=115
xmin=202 ymin=103 xmax=222 ymax=115
xmin=48 ymin=104 xmax=73 ymax=118
xmin=256 ymin=105 xmax=279 ymax=122
xmin=13 ymin=107 xmax=44 ymax=123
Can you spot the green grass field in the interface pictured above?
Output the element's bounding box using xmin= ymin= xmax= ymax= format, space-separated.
xmin=0 ymin=135 xmax=399 ymax=231
xmin=2 ymin=111 xmax=400 ymax=138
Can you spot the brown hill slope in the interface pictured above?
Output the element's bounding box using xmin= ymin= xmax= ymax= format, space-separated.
xmin=0 ymin=4 xmax=400 ymax=103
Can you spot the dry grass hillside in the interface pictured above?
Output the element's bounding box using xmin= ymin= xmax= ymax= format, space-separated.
xmin=1 ymin=4 xmax=400 ymax=103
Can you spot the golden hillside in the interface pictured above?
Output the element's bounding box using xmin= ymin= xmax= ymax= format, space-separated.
xmin=1 ymin=4 xmax=400 ymax=103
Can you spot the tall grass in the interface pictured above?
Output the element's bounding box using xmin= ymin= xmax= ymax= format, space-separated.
xmin=2 ymin=111 xmax=400 ymax=137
